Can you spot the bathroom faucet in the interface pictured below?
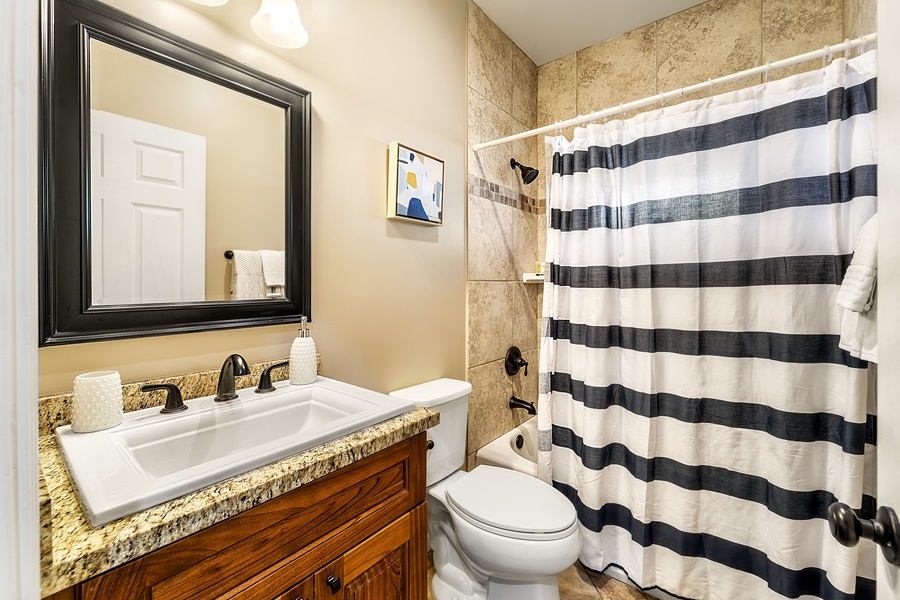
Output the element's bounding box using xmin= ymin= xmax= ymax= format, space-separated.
xmin=215 ymin=354 xmax=251 ymax=402
xmin=509 ymin=396 xmax=537 ymax=415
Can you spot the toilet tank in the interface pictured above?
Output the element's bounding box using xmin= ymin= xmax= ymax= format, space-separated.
xmin=390 ymin=378 xmax=472 ymax=487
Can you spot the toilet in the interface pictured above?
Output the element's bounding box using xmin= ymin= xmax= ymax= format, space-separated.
xmin=390 ymin=379 xmax=581 ymax=600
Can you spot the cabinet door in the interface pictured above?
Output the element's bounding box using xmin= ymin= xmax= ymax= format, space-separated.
xmin=341 ymin=504 xmax=427 ymax=600
xmin=278 ymin=574 xmax=315 ymax=600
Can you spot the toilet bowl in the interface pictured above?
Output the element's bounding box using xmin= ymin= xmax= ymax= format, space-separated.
xmin=390 ymin=379 xmax=582 ymax=600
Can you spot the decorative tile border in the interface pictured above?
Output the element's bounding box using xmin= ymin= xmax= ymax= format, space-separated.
xmin=468 ymin=174 xmax=544 ymax=215
xmin=37 ymin=356 xmax=321 ymax=437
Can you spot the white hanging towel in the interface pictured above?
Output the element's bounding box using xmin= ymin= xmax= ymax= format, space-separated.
xmin=837 ymin=214 xmax=878 ymax=362
xmin=259 ymin=250 xmax=285 ymax=298
xmin=229 ymin=250 xmax=266 ymax=300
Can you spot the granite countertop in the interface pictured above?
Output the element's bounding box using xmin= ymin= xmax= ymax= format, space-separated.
xmin=39 ymin=406 xmax=438 ymax=597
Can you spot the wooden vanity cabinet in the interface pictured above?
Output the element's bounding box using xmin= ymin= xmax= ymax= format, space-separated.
xmin=74 ymin=433 xmax=427 ymax=600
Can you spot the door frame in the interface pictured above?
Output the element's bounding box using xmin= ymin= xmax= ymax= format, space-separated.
xmin=2 ymin=0 xmax=41 ymax=596
xmin=877 ymin=0 xmax=900 ymax=595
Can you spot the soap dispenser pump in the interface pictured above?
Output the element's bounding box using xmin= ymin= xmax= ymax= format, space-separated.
xmin=290 ymin=316 xmax=317 ymax=385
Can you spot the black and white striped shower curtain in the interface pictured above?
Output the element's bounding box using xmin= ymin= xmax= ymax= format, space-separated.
xmin=537 ymin=51 xmax=878 ymax=600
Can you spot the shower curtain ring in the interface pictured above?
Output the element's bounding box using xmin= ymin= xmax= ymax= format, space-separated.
xmin=822 ymin=45 xmax=831 ymax=67
xmin=843 ymin=38 xmax=851 ymax=58
xmin=763 ymin=62 xmax=771 ymax=85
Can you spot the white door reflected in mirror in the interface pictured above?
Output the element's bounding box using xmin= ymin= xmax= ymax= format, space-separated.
xmin=90 ymin=110 xmax=207 ymax=305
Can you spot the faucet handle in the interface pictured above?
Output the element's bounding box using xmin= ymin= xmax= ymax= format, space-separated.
xmin=504 ymin=346 xmax=529 ymax=377
xmin=256 ymin=361 xmax=289 ymax=393
xmin=141 ymin=383 xmax=187 ymax=414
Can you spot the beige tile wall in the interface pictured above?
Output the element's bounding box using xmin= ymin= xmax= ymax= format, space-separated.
xmin=465 ymin=0 xmax=876 ymax=466
xmin=845 ymin=0 xmax=877 ymax=40
xmin=539 ymin=0 xmax=870 ymax=135
xmin=466 ymin=1 xmax=541 ymax=467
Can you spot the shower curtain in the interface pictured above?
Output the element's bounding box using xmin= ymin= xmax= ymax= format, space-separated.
xmin=537 ymin=51 xmax=877 ymax=600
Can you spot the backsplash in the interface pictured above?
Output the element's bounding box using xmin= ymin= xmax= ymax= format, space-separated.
xmin=37 ymin=356 xmax=321 ymax=437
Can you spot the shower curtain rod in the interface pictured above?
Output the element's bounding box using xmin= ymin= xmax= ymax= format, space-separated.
xmin=472 ymin=33 xmax=878 ymax=152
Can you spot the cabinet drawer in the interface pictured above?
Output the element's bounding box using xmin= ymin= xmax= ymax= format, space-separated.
xmin=79 ymin=434 xmax=426 ymax=600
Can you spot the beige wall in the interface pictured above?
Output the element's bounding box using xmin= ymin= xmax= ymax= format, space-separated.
xmin=464 ymin=0 xmax=878 ymax=464
xmin=39 ymin=0 xmax=467 ymax=396
xmin=90 ymin=40 xmax=285 ymax=301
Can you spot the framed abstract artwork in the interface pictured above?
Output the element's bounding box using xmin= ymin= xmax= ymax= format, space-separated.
xmin=387 ymin=142 xmax=444 ymax=226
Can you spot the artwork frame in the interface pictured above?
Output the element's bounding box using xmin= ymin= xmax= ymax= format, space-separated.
xmin=387 ymin=142 xmax=444 ymax=226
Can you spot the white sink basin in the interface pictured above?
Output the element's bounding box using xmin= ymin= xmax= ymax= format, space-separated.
xmin=56 ymin=377 xmax=415 ymax=527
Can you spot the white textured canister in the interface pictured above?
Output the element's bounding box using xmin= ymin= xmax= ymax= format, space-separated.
xmin=71 ymin=370 xmax=124 ymax=433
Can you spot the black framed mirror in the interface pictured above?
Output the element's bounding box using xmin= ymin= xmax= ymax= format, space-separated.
xmin=40 ymin=0 xmax=311 ymax=346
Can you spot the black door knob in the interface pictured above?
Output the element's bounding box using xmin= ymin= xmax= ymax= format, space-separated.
xmin=828 ymin=502 xmax=900 ymax=566
xmin=326 ymin=574 xmax=342 ymax=594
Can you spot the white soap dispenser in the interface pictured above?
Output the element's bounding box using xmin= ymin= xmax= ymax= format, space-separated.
xmin=290 ymin=316 xmax=317 ymax=385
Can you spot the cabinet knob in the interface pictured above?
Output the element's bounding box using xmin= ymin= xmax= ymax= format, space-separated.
xmin=326 ymin=574 xmax=342 ymax=594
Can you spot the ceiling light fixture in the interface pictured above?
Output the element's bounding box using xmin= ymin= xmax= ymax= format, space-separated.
xmin=187 ymin=0 xmax=229 ymax=6
xmin=251 ymin=0 xmax=309 ymax=49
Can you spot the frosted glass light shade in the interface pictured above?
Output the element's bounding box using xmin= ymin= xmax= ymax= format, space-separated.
xmin=252 ymin=0 xmax=309 ymax=49
xmin=187 ymin=0 xmax=229 ymax=6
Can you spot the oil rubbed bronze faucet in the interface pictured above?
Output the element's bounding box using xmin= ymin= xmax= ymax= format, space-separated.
xmin=215 ymin=354 xmax=251 ymax=401
xmin=509 ymin=396 xmax=537 ymax=415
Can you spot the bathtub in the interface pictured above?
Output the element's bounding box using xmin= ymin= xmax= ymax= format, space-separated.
xmin=474 ymin=416 xmax=538 ymax=476
xmin=474 ymin=417 xmax=676 ymax=600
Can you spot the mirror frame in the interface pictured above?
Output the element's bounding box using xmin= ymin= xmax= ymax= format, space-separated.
xmin=40 ymin=0 xmax=312 ymax=346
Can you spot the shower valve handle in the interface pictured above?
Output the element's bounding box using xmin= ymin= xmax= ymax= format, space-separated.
xmin=828 ymin=502 xmax=900 ymax=566
xmin=505 ymin=346 xmax=529 ymax=377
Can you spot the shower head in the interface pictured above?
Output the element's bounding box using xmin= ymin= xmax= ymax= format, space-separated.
xmin=510 ymin=158 xmax=539 ymax=185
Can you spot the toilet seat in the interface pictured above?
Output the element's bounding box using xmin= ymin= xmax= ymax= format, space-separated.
xmin=445 ymin=465 xmax=578 ymax=542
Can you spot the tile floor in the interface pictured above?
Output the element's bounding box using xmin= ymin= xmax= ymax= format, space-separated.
xmin=558 ymin=563 xmax=655 ymax=599
xmin=427 ymin=555 xmax=654 ymax=600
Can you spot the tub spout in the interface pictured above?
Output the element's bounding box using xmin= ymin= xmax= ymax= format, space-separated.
xmin=509 ymin=396 xmax=536 ymax=415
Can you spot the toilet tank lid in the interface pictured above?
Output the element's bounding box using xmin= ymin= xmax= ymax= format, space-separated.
xmin=389 ymin=378 xmax=472 ymax=407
